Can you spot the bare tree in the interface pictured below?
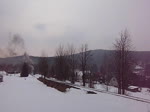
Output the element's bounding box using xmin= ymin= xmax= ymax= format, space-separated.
xmin=101 ymin=53 xmax=110 ymax=91
xmin=101 ymin=52 xmax=116 ymax=91
xmin=79 ymin=44 xmax=91 ymax=86
xmin=38 ymin=51 xmax=49 ymax=79
xmin=54 ymin=45 xmax=69 ymax=80
xmin=88 ymin=64 xmax=98 ymax=88
xmin=114 ymin=29 xmax=133 ymax=94
xmin=67 ymin=44 xmax=77 ymax=84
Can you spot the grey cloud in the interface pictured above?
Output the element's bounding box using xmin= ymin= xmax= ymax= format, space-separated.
xmin=0 ymin=0 xmax=150 ymax=56
xmin=34 ymin=24 xmax=47 ymax=31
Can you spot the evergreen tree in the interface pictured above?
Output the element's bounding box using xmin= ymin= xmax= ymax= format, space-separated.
xmin=20 ymin=62 xmax=29 ymax=77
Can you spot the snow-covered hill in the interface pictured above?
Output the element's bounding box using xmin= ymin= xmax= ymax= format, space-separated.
xmin=0 ymin=75 xmax=149 ymax=112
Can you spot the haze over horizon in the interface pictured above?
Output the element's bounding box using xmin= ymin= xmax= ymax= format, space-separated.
xmin=0 ymin=0 xmax=150 ymax=57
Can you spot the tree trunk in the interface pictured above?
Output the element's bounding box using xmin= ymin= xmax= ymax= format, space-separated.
xmin=82 ymin=73 xmax=85 ymax=86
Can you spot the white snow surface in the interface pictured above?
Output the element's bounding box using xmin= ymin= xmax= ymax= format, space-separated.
xmin=94 ymin=84 xmax=150 ymax=100
xmin=0 ymin=75 xmax=150 ymax=112
xmin=0 ymin=71 xmax=7 ymax=76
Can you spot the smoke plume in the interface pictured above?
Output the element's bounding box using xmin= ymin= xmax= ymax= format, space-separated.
xmin=7 ymin=34 xmax=25 ymax=57
xmin=0 ymin=33 xmax=26 ymax=58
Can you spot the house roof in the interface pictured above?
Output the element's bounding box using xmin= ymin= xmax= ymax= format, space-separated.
xmin=135 ymin=65 xmax=144 ymax=70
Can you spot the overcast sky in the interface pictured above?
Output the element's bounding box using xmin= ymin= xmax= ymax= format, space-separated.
xmin=0 ymin=0 xmax=150 ymax=56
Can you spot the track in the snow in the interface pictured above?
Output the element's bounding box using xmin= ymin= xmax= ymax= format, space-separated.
xmin=44 ymin=77 xmax=150 ymax=104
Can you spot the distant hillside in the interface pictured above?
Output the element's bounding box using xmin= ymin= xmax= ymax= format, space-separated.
xmin=0 ymin=56 xmax=55 ymax=65
xmin=0 ymin=49 xmax=150 ymax=68
xmin=90 ymin=49 xmax=150 ymax=67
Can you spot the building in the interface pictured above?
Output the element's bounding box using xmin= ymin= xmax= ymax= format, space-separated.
xmin=133 ymin=65 xmax=145 ymax=76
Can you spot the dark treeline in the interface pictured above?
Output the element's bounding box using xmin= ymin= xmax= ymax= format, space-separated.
xmin=1 ymin=30 xmax=150 ymax=95
xmin=36 ymin=30 xmax=138 ymax=95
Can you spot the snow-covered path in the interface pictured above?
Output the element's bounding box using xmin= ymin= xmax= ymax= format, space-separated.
xmin=0 ymin=75 xmax=149 ymax=112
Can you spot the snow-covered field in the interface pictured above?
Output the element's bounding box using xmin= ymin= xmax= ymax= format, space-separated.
xmin=0 ymin=74 xmax=150 ymax=112
xmin=94 ymin=84 xmax=150 ymax=100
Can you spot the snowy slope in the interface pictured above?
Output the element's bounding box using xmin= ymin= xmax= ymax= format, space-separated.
xmin=0 ymin=75 xmax=149 ymax=112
